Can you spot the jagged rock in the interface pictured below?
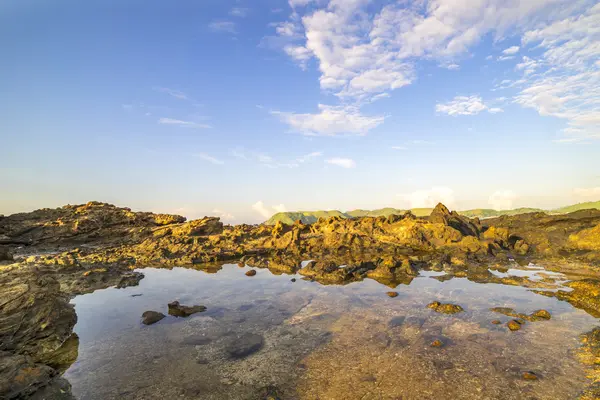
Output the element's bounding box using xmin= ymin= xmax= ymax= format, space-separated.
xmin=167 ymin=301 xmax=207 ymax=317
xmin=141 ymin=311 xmax=165 ymax=325
xmin=171 ymin=217 xmax=223 ymax=237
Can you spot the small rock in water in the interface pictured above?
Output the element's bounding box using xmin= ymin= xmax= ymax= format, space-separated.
xmin=530 ymin=309 xmax=551 ymax=320
xmin=237 ymin=262 xmax=245 ymax=267
xmin=491 ymin=320 xmax=502 ymax=325
xmin=131 ymin=294 xmax=143 ymax=297
xmin=431 ymin=339 xmax=444 ymax=348
xmin=507 ymin=319 xmax=523 ymax=331
xmin=141 ymin=311 xmax=165 ymax=325
xmin=167 ymin=301 xmax=207 ymax=317
xmin=427 ymin=301 xmax=464 ymax=314
xmin=388 ymin=316 xmax=406 ymax=328
xmin=522 ymin=371 xmax=539 ymax=380
xmin=226 ymin=332 xmax=264 ymax=359
xmin=246 ymin=270 xmax=257 ymax=276
xmin=291 ymin=278 xmax=296 ymax=282
xmin=386 ymin=291 xmax=399 ymax=298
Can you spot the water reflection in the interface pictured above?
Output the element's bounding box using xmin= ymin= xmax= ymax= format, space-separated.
xmin=64 ymin=263 xmax=599 ymax=399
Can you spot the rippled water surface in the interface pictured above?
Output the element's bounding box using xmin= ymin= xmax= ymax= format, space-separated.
xmin=64 ymin=263 xmax=599 ymax=399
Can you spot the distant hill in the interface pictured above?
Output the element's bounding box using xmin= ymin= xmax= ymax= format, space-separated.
xmin=552 ymin=201 xmax=600 ymax=214
xmin=264 ymin=201 xmax=600 ymax=225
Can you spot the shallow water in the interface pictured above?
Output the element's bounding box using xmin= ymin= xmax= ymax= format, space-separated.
xmin=64 ymin=263 xmax=599 ymax=399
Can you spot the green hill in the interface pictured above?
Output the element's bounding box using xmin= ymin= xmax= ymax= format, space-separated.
xmin=552 ymin=201 xmax=600 ymax=214
xmin=263 ymin=201 xmax=600 ymax=225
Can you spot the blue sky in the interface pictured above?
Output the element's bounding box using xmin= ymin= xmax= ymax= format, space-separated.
xmin=1 ymin=0 xmax=599 ymax=223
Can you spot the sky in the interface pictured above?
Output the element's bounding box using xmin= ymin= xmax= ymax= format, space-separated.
xmin=1 ymin=0 xmax=599 ymax=224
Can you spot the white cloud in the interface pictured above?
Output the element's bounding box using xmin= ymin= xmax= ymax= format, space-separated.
xmin=488 ymin=190 xmax=518 ymax=210
xmin=209 ymin=21 xmax=237 ymax=34
xmin=497 ymin=55 xmax=515 ymax=61
xmin=195 ymin=153 xmax=224 ymax=165
xmin=273 ymin=204 xmax=287 ymax=213
xmin=154 ymin=87 xmax=189 ymax=100
xmin=296 ymin=151 xmax=323 ymax=163
xmin=262 ymin=0 xmax=600 ymax=144
xmin=391 ymin=146 xmax=406 ymax=150
xmin=436 ymin=96 xmax=503 ymax=116
xmin=229 ymin=7 xmax=248 ymax=18
xmin=212 ymin=209 xmax=235 ymax=221
xmin=252 ymin=201 xmax=287 ymax=219
xmin=573 ymin=187 xmax=600 ymax=198
xmin=325 ymin=158 xmax=356 ymax=168
xmin=272 ymin=104 xmax=384 ymax=136
xmin=515 ymin=3 xmax=600 ymax=140
xmin=502 ymin=45 xmax=520 ymax=55
xmin=398 ymin=187 xmax=455 ymax=209
xmin=158 ymin=118 xmax=211 ymax=129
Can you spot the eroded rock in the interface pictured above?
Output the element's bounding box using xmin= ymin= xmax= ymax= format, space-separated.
xmin=167 ymin=301 xmax=207 ymax=317
xmin=142 ymin=311 xmax=165 ymax=325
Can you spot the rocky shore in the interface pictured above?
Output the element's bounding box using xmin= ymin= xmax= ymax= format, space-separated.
xmin=1 ymin=201 xmax=599 ymax=399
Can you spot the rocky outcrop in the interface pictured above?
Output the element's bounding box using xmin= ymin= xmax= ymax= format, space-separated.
xmin=1 ymin=201 xmax=599 ymax=398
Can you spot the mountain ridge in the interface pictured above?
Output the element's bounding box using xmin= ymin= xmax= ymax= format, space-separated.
xmin=265 ymin=201 xmax=600 ymax=225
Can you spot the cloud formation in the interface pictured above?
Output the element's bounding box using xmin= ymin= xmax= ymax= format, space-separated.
xmin=436 ymin=96 xmax=503 ymax=116
xmin=209 ymin=21 xmax=237 ymax=34
xmin=269 ymin=0 xmax=598 ymax=140
xmin=272 ymin=105 xmax=385 ymax=136
xmin=398 ymin=187 xmax=455 ymax=209
xmin=195 ymin=153 xmax=224 ymax=165
xmin=488 ymin=190 xmax=518 ymax=210
xmin=252 ymin=201 xmax=286 ymax=219
xmin=158 ymin=118 xmax=211 ymax=129
xmin=325 ymin=158 xmax=356 ymax=169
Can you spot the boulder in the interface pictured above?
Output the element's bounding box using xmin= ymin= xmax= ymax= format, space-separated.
xmin=141 ymin=311 xmax=165 ymax=325
xmin=167 ymin=301 xmax=207 ymax=317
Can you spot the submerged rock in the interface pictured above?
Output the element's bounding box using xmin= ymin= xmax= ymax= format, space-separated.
xmin=246 ymin=270 xmax=257 ymax=276
xmin=507 ymin=320 xmax=523 ymax=331
xmin=167 ymin=301 xmax=207 ymax=317
xmin=386 ymin=291 xmax=399 ymax=298
xmin=142 ymin=311 xmax=165 ymax=325
xmin=522 ymin=371 xmax=539 ymax=380
xmin=225 ymin=333 xmax=264 ymax=359
xmin=427 ymin=301 xmax=464 ymax=314
xmin=490 ymin=307 xmax=551 ymax=322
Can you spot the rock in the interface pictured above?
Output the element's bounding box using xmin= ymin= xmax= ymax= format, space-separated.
xmin=258 ymin=385 xmax=282 ymax=400
xmin=181 ymin=335 xmax=212 ymax=346
xmin=142 ymin=311 xmax=165 ymax=325
xmin=530 ymin=309 xmax=551 ymax=320
xmin=507 ymin=320 xmax=523 ymax=331
xmin=522 ymin=371 xmax=539 ymax=380
xmin=0 ymin=248 xmax=13 ymax=262
xmin=167 ymin=301 xmax=207 ymax=317
xmin=491 ymin=320 xmax=502 ymax=325
xmin=388 ymin=316 xmax=405 ymax=328
xmin=171 ymin=217 xmax=223 ymax=237
xmin=225 ymin=333 xmax=264 ymax=359
xmin=431 ymin=339 xmax=444 ymax=348
xmin=386 ymin=291 xmax=399 ymax=298
xmin=490 ymin=307 xmax=551 ymax=322
xmin=427 ymin=301 xmax=464 ymax=314
xmin=291 ymin=278 xmax=296 ymax=282
xmin=246 ymin=270 xmax=257 ymax=276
